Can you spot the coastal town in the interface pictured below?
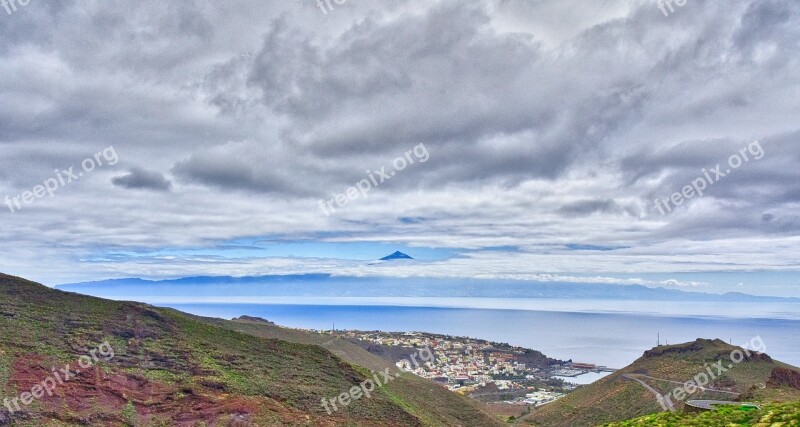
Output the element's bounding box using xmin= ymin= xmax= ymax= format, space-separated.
xmin=317 ymin=329 xmax=615 ymax=406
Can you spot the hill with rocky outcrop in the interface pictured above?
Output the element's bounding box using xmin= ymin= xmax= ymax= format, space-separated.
xmin=527 ymin=339 xmax=800 ymax=427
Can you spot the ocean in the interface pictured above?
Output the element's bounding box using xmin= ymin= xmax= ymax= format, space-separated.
xmin=147 ymin=300 xmax=800 ymax=369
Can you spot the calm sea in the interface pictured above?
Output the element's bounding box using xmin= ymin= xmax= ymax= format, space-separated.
xmin=149 ymin=301 xmax=800 ymax=369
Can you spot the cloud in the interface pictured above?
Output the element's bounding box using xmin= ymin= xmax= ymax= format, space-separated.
xmin=658 ymin=279 xmax=704 ymax=288
xmin=558 ymin=199 xmax=639 ymax=217
xmin=112 ymin=168 xmax=173 ymax=191
xmin=0 ymin=0 xmax=799 ymax=295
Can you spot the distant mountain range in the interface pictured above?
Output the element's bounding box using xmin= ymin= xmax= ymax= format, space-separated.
xmin=57 ymin=274 xmax=799 ymax=302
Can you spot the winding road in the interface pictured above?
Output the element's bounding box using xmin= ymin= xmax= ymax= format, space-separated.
xmin=622 ymin=374 xmax=675 ymax=412
xmin=622 ymin=373 xmax=742 ymax=413
xmin=630 ymin=374 xmax=740 ymax=396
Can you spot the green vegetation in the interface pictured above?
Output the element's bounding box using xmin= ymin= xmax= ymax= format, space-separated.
xmin=5 ymin=272 xmax=798 ymax=427
xmin=527 ymin=339 xmax=800 ymax=427
xmin=602 ymin=401 xmax=800 ymax=426
xmin=121 ymin=401 xmax=137 ymax=426
xmin=0 ymin=273 xmax=502 ymax=426
xmin=209 ymin=315 xmax=504 ymax=426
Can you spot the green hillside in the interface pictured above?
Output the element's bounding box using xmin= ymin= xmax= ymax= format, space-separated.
xmin=527 ymin=339 xmax=800 ymax=427
xmin=602 ymin=401 xmax=800 ymax=426
xmin=0 ymin=273 xmax=503 ymax=426
xmin=207 ymin=315 xmax=506 ymax=426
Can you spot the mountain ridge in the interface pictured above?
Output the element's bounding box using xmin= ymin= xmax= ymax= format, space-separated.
xmin=56 ymin=274 xmax=800 ymax=302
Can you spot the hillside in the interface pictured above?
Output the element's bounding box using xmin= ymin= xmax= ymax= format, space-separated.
xmin=203 ymin=316 xmax=503 ymax=426
xmin=527 ymin=339 xmax=800 ymax=427
xmin=601 ymin=401 xmax=800 ymax=426
xmin=0 ymin=273 xmax=503 ymax=426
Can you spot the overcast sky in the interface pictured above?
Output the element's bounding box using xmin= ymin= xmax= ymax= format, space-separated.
xmin=1 ymin=0 xmax=799 ymax=296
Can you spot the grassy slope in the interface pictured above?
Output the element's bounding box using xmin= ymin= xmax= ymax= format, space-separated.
xmin=0 ymin=273 xmax=502 ymax=427
xmin=602 ymin=401 xmax=800 ymax=426
xmin=527 ymin=339 xmax=800 ymax=427
xmin=202 ymin=315 xmax=506 ymax=427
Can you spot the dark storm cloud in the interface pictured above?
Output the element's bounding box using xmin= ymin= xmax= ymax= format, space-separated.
xmin=112 ymin=168 xmax=173 ymax=191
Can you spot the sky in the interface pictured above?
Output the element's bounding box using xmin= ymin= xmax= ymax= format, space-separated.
xmin=1 ymin=0 xmax=799 ymax=296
